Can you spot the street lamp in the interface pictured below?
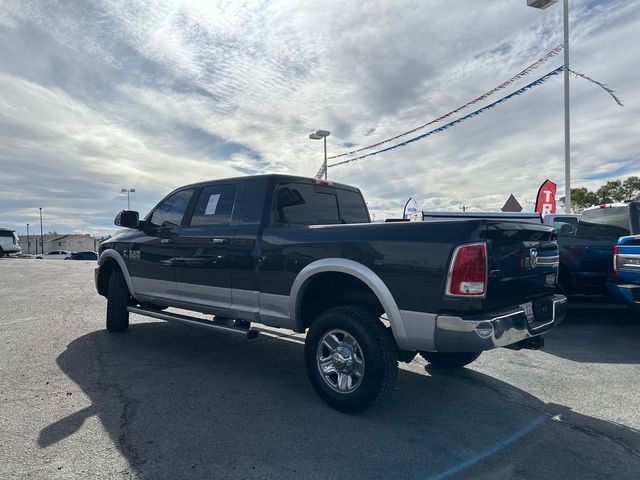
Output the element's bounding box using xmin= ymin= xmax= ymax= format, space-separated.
xmin=309 ymin=130 xmax=330 ymax=180
xmin=36 ymin=207 xmax=44 ymax=255
xmin=527 ymin=0 xmax=570 ymax=213
xmin=39 ymin=207 xmax=44 ymax=255
xmin=26 ymin=223 xmax=30 ymax=254
xmin=121 ymin=188 xmax=136 ymax=210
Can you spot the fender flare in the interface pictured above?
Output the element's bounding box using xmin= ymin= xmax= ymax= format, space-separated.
xmin=98 ymin=249 xmax=138 ymax=300
xmin=288 ymin=258 xmax=408 ymax=344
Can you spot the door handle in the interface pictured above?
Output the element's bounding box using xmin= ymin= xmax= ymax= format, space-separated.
xmin=212 ymin=238 xmax=230 ymax=244
xmin=160 ymin=238 xmax=175 ymax=244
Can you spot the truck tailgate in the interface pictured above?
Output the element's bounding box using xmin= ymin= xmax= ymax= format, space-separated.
xmin=482 ymin=221 xmax=559 ymax=310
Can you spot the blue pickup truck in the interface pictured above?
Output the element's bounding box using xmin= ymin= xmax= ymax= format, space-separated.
xmin=610 ymin=234 xmax=640 ymax=309
xmin=557 ymin=202 xmax=640 ymax=300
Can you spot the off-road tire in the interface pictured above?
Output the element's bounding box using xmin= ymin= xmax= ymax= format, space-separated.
xmin=106 ymin=270 xmax=130 ymax=333
xmin=420 ymin=351 xmax=481 ymax=369
xmin=304 ymin=306 xmax=398 ymax=413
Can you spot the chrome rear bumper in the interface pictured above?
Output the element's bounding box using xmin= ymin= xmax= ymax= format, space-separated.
xmin=433 ymin=294 xmax=567 ymax=352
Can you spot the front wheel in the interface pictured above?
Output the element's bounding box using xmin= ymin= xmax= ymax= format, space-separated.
xmin=304 ymin=306 xmax=398 ymax=413
xmin=106 ymin=270 xmax=130 ymax=332
xmin=420 ymin=351 xmax=481 ymax=369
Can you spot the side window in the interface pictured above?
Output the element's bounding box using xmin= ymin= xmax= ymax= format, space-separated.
xmin=275 ymin=183 xmax=340 ymax=225
xmin=189 ymin=185 xmax=237 ymax=226
xmin=148 ymin=189 xmax=195 ymax=227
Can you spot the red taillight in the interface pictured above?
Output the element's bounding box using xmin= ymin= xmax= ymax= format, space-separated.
xmin=446 ymin=243 xmax=487 ymax=296
xmin=613 ymin=245 xmax=619 ymax=276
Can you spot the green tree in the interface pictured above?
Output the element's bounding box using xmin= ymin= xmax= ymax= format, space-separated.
xmin=596 ymin=180 xmax=624 ymax=203
xmin=558 ymin=175 xmax=639 ymax=212
xmin=560 ymin=187 xmax=598 ymax=213
xmin=621 ymin=176 xmax=640 ymax=200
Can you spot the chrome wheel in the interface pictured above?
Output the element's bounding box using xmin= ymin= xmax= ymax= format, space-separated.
xmin=316 ymin=329 xmax=365 ymax=394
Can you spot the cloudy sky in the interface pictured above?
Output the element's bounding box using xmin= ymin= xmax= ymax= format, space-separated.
xmin=1 ymin=0 xmax=638 ymax=234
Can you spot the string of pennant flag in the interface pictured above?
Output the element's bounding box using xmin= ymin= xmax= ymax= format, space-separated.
xmin=326 ymin=65 xmax=564 ymax=170
xmin=314 ymin=60 xmax=624 ymax=177
xmin=326 ymin=44 xmax=564 ymax=161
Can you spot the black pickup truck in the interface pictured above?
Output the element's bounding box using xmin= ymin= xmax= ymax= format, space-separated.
xmin=96 ymin=174 xmax=566 ymax=412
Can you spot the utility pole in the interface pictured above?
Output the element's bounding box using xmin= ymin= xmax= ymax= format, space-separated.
xmin=39 ymin=207 xmax=44 ymax=254
xmin=527 ymin=0 xmax=571 ymax=213
xmin=563 ymin=0 xmax=571 ymax=213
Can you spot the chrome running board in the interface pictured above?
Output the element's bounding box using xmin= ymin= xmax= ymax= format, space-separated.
xmin=127 ymin=306 xmax=259 ymax=339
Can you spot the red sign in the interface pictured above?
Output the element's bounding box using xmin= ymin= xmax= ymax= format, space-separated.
xmin=535 ymin=179 xmax=557 ymax=214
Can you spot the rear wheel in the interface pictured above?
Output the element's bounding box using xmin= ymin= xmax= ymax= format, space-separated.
xmin=304 ymin=306 xmax=398 ymax=413
xmin=0 ymin=247 xmax=4 ymax=257
xmin=420 ymin=351 xmax=481 ymax=369
xmin=106 ymin=270 xmax=130 ymax=332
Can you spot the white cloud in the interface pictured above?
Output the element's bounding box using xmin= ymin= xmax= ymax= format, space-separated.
xmin=0 ymin=0 xmax=638 ymax=233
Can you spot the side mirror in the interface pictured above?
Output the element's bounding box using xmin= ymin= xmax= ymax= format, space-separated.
xmin=114 ymin=210 xmax=140 ymax=229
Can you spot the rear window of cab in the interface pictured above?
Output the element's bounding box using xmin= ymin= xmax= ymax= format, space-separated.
xmin=274 ymin=183 xmax=370 ymax=225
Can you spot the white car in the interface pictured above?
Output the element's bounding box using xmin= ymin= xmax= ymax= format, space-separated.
xmin=35 ymin=250 xmax=72 ymax=260
xmin=0 ymin=228 xmax=22 ymax=257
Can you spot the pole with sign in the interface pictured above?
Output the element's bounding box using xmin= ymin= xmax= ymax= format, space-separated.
xmin=535 ymin=179 xmax=558 ymax=214
xmin=403 ymin=198 xmax=419 ymax=220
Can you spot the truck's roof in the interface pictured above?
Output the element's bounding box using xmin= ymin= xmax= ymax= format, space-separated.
xmin=180 ymin=174 xmax=360 ymax=193
xmin=583 ymin=203 xmax=630 ymax=211
xmin=420 ymin=211 xmax=541 ymax=219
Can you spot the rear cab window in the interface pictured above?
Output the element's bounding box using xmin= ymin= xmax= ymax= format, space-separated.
xmin=576 ymin=206 xmax=630 ymax=239
xmin=553 ymin=216 xmax=578 ymax=236
xmin=273 ymin=182 xmax=370 ymax=225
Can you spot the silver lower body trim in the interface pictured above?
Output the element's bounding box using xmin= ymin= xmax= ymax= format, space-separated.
xmin=397 ymin=310 xmax=437 ymax=351
xmin=129 ymin=277 xmax=295 ymax=330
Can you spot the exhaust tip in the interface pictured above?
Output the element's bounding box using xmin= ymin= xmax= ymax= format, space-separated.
xmin=475 ymin=322 xmax=494 ymax=338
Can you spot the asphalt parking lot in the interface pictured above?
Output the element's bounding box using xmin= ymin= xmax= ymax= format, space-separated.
xmin=1 ymin=260 xmax=639 ymax=479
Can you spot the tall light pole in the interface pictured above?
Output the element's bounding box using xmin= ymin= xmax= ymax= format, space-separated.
xmin=39 ymin=207 xmax=44 ymax=255
xmin=527 ymin=0 xmax=570 ymax=213
xmin=26 ymin=223 xmax=30 ymax=254
xmin=309 ymin=130 xmax=331 ymax=180
xmin=121 ymin=188 xmax=135 ymax=210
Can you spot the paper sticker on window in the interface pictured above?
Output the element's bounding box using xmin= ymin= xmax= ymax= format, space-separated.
xmin=204 ymin=194 xmax=221 ymax=215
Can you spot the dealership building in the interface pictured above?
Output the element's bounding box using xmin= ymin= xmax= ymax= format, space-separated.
xmin=18 ymin=233 xmax=98 ymax=255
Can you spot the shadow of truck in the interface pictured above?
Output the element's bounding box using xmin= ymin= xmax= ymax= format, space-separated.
xmin=41 ymin=322 xmax=640 ymax=479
